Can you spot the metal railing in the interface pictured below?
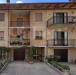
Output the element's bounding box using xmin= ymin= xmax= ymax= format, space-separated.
xmin=47 ymin=16 xmax=76 ymax=26
xmin=10 ymin=21 xmax=30 ymax=27
xmin=9 ymin=38 xmax=30 ymax=46
xmin=47 ymin=39 xmax=76 ymax=47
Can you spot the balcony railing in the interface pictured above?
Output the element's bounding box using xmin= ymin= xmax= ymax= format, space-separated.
xmin=47 ymin=39 xmax=76 ymax=47
xmin=47 ymin=16 xmax=76 ymax=26
xmin=9 ymin=38 xmax=30 ymax=46
xmin=10 ymin=21 xmax=30 ymax=27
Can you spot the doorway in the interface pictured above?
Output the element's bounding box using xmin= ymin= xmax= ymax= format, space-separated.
xmin=54 ymin=49 xmax=68 ymax=62
xmin=14 ymin=48 xmax=25 ymax=61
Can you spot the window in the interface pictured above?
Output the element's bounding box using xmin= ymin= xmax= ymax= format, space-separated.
xmin=17 ymin=18 xmax=23 ymax=27
xmin=53 ymin=13 xmax=68 ymax=24
xmin=54 ymin=31 xmax=68 ymax=46
xmin=0 ymin=31 xmax=4 ymax=40
xmin=0 ymin=13 xmax=5 ymax=21
xmin=35 ymin=13 xmax=42 ymax=21
xmin=35 ymin=31 xmax=43 ymax=40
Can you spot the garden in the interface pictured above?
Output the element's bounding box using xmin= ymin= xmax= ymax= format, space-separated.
xmin=46 ymin=55 xmax=70 ymax=72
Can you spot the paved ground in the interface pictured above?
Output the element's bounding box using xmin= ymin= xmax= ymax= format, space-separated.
xmin=68 ymin=64 xmax=76 ymax=75
xmin=60 ymin=62 xmax=76 ymax=75
xmin=1 ymin=62 xmax=60 ymax=75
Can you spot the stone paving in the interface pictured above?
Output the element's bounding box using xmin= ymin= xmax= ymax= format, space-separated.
xmin=1 ymin=62 xmax=60 ymax=75
xmin=60 ymin=62 xmax=76 ymax=75
xmin=69 ymin=64 xmax=76 ymax=75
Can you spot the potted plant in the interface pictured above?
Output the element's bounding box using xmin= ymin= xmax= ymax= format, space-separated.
xmin=28 ymin=46 xmax=35 ymax=64
xmin=28 ymin=47 xmax=33 ymax=64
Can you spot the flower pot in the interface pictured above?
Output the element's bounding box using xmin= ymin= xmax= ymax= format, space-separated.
xmin=28 ymin=61 xmax=34 ymax=64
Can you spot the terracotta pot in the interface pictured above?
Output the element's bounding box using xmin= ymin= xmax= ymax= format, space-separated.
xmin=29 ymin=61 xmax=34 ymax=64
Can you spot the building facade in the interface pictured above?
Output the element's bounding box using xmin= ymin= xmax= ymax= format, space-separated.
xmin=69 ymin=0 xmax=76 ymax=2
xmin=0 ymin=3 xmax=76 ymax=63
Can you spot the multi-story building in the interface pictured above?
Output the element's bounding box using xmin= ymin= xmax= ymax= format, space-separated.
xmin=69 ymin=0 xmax=76 ymax=2
xmin=0 ymin=2 xmax=76 ymax=63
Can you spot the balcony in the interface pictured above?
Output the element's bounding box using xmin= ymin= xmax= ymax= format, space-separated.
xmin=9 ymin=38 xmax=30 ymax=46
xmin=47 ymin=16 xmax=76 ymax=26
xmin=10 ymin=21 xmax=30 ymax=27
xmin=47 ymin=39 xmax=76 ymax=48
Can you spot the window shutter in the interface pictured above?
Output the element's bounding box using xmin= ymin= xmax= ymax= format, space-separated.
xmin=53 ymin=13 xmax=56 ymax=24
xmin=35 ymin=13 xmax=42 ymax=21
xmin=0 ymin=31 xmax=4 ymax=40
xmin=64 ymin=13 xmax=68 ymax=23
xmin=0 ymin=13 xmax=5 ymax=21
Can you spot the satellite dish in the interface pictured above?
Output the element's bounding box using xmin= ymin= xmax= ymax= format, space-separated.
xmin=16 ymin=1 xmax=23 ymax=3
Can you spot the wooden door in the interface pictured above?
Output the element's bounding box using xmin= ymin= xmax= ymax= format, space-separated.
xmin=14 ymin=48 xmax=25 ymax=61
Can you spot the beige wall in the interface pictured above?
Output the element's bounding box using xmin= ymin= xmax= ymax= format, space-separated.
xmin=0 ymin=10 xmax=8 ymax=47
xmin=0 ymin=9 xmax=76 ymax=62
xmin=10 ymin=15 xmax=29 ymax=21
xmin=0 ymin=9 xmax=76 ymax=47
xmin=68 ymin=48 xmax=76 ymax=63
xmin=30 ymin=9 xmax=76 ymax=46
xmin=30 ymin=10 xmax=47 ymax=47
xmin=47 ymin=48 xmax=54 ymax=56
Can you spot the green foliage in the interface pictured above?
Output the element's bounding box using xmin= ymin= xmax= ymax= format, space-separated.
xmin=0 ymin=47 xmax=10 ymax=52
xmin=28 ymin=46 xmax=37 ymax=61
xmin=46 ymin=56 xmax=70 ymax=71
xmin=46 ymin=55 xmax=59 ymax=62
xmin=49 ymin=61 xmax=70 ymax=71
xmin=5 ymin=48 xmax=10 ymax=52
xmin=28 ymin=46 xmax=39 ymax=61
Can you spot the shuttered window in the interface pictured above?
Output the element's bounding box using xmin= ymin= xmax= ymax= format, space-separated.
xmin=54 ymin=31 xmax=68 ymax=45
xmin=0 ymin=13 xmax=5 ymax=21
xmin=53 ymin=12 xmax=68 ymax=24
xmin=35 ymin=13 xmax=42 ymax=22
xmin=35 ymin=31 xmax=43 ymax=40
xmin=0 ymin=31 xmax=4 ymax=40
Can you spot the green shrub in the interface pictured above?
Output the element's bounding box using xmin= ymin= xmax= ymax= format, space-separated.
xmin=57 ymin=63 xmax=70 ymax=70
xmin=46 ymin=55 xmax=61 ymax=62
xmin=48 ymin=61 xmax=70 ymax=71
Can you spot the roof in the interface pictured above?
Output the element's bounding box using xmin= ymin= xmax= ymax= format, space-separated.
xmin=0 ymin=2 xmax=76 ymax=10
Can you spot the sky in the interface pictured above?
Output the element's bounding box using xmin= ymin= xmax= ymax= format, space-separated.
xmin=0 ymin=0 xmax=68 ymax=3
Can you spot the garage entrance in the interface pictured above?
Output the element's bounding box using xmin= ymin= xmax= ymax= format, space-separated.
xmin=14 ymin=48 xmax=25 ymax=61
xmin=54 ymin=49 xmax=68 ymax=62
